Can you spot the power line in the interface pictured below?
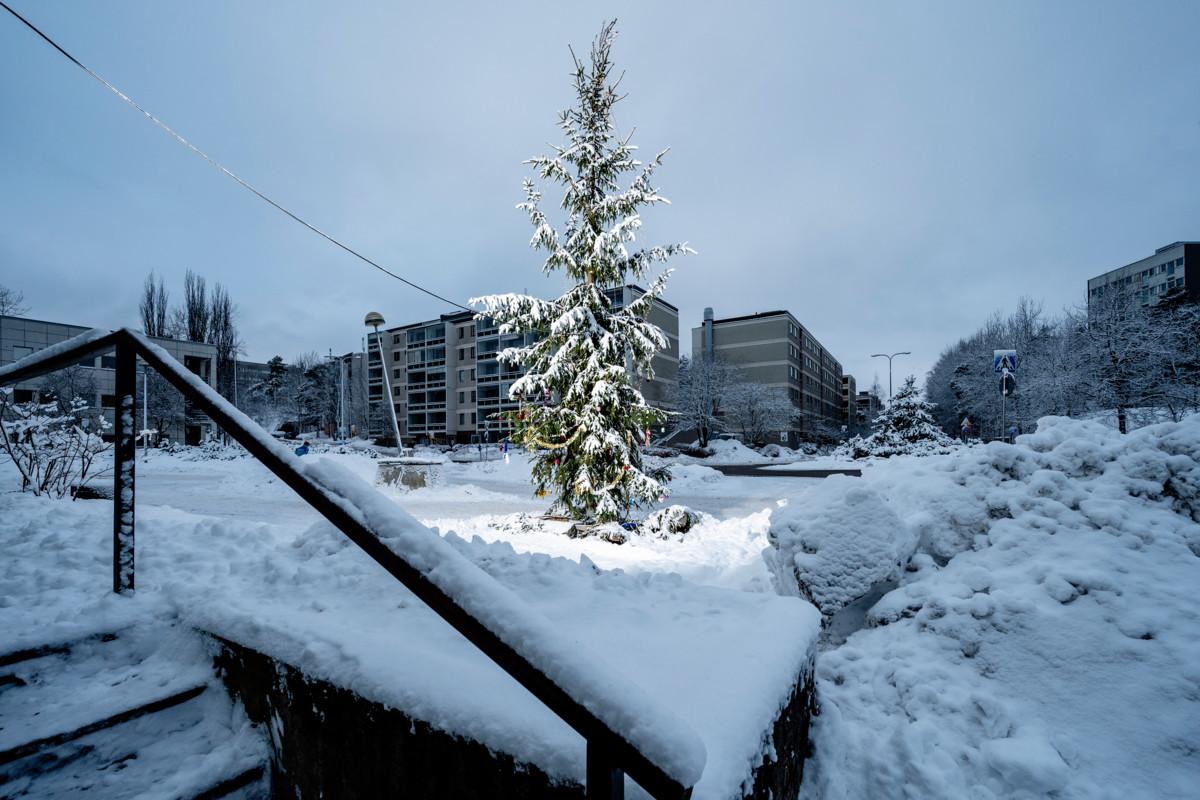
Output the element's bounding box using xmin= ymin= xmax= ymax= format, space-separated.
xmin=0 ymin=1 xmax=473 ymax=313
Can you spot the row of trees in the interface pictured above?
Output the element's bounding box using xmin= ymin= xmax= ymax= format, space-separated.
xmin=139 ymin=270 xmax=241 ymax=400
xmin=926 ymin=290 xmax=1200 ymax=437
xmin=671 ymin=353 xmax=809 ymax=447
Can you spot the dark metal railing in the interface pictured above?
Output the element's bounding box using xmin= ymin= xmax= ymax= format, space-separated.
xmin=0 ymin=328 xmax=697 ymax=800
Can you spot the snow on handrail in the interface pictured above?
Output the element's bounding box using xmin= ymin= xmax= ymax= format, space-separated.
xmin=120 ymin=329 xmax=706 ymax=795
xmin=0 ymin=328 xmax=121 ymax=385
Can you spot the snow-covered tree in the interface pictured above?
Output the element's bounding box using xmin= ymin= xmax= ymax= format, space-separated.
xmin=723 ymin=380 xmax=796 ymax=445
xmin=839 ymin=376 xmax=956 ymax=458
xmin=472 ymin=20 xmax=690 ymax=521
xmin=0 ymin=390 xmax=111 ymax=498
xmin=671 ymin=353 xmax=738 ymax=447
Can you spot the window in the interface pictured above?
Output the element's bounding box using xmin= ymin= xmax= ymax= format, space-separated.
xmin=101 ymin=394 xmax=116 ymax=408
xmin=471 ymin=390 xmax=476 ymax=402
xmin=101 ymin=355 xmax=117 ymax=369
xmin=393 ymin=368 xmax=402 ymax=379
xmin=12 ymin=345 xmax=33 ymax=360
xmin=458 ymin=413 xmax=465 ymax=425
xmin=392 ymin=351 xmax=401 ymax=362
xmin=458 ymin=328 xmax=465 ymax=340
xmin=471 ymin=412 xmax=476 ymax=424
xmin=458 ymin=391 xmax=465 ymax=403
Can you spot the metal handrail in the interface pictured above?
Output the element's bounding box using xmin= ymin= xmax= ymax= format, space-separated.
xmin=0 ymin=327 xmax=698 ymax=800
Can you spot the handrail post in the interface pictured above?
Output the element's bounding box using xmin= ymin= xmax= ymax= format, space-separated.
xmin=113 ymin=338 xmax=135 ymax=594
xmin=587 ymin=740 xmax=624 ymax=800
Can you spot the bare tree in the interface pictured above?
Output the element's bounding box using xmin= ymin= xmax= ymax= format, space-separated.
xmin=144 ymin=370 xmax=185 ymax=440
xmin=670 ymin=353 xmax=738 ymax=447
xmin=182 ymin=269 xmax=209 ymax=343
xmin=723 ymin=380 xmax=797 ymax=445
xmin=138 ymin=272 xmax=170 ymax=337
xmin=0 ymin=284 xmax=29 ymax=317
xmin=207 ymin=283 xmax=241 ymax=400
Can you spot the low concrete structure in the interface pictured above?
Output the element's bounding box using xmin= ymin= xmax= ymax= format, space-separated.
xmin=375 ymin=458 xmax=443 ymax=490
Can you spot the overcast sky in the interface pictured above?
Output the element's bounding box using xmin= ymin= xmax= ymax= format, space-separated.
xmin=2 ymin=1 xmax=1198 ymax=391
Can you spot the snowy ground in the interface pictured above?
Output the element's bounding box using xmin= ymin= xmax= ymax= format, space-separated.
xmin=3 ymin=416 xmax=1199 ymax=798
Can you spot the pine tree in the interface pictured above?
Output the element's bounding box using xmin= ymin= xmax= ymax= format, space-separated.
xmin=839 ymin=376 xmax=956 ymax=458
xmin=472 ymin=20 xmax=690 ymax=522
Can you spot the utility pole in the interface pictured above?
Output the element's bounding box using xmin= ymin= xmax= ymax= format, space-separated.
xmin=870 ymin=351 xmax=911 ymax=399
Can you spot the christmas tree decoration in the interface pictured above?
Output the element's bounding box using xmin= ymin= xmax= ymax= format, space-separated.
xmin=472 ymin=20 xmax=685 ymax=522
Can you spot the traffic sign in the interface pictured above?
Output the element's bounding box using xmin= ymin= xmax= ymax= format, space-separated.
xmin=993 ymin=350 xmax=1019 ymax=373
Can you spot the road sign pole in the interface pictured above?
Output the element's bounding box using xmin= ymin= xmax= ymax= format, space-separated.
xmin=1001 ymin=367 xmax=1008 ymax=443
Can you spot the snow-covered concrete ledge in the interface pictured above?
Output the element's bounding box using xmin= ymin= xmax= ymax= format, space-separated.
xmin=0 ymin=489 xmax=822 ymax=799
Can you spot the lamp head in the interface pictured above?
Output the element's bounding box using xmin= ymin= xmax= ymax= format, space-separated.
xmin=364 ymin=311 xmax=386 ymax=329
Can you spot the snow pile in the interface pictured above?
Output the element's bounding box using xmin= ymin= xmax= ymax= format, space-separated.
xmin=767 ymin=476 xmax=915 ymax=615
xmin=807 ymin=415 xmax=1200 ymax=799
xmin=164 ymin=441 xmax=250 ymax=461
xmin=642 ymin=505 xmax=701 ymax=538
xmin=676 ymin=438 xmax=770 ymax=465
xmin=663 ymin=463 xmax=723 ymax=491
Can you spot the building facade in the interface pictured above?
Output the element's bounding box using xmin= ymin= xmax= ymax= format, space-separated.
xmin=1 ymin=315 xmax=219 ymax=444
xmin=1087 ymin=241 xmax=1198 ymax=307
xmin=365 ymin=286 xmax=679 ymax=445
xmin=841 ymin=374 xmax=858 ymax=433
xmin=856 ymin=389 xmax=883 ymax=428
xmin=691 ymin=308 xmax=846 ymax=443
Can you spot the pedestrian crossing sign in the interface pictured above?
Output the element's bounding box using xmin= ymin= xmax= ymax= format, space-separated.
xmin=993 ymin=350 xmax=1019 ymax=373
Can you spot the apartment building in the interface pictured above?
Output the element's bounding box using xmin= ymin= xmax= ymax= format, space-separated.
xmin=1087 ymin=241 xmax=1198 ymax=307
xmin=842 ymin=374 xmax=858 ymax=432
xmin=856 ymin=389 xmax=883 ymax=427
xmin=0 ymin=314 xmax=219 ymax=444
xmin=365 ymin=286 xmax=680 ymax=445
xmin=691 ymin=308 xmax=846 ymax=444
xmin=602 ymin=284 xmax=680 ymax=407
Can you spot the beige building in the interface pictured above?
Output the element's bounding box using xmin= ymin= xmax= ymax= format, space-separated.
xmin=1087 ymin=241 xmax=1197 ymax=308
xmin=692 ymin=308 xmax=846 ymax=442
xmin=366 ymin=286 xmax=679 ymax=445
xmin=1 ymin=315 xmax=219 ymax=444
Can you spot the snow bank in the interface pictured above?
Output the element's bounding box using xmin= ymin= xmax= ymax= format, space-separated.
xmin=0 ymin=486 xmax=820 ymax=799
xmin=806 ymin=415 xmax=1200 ymax=800
xmin=767 ymin=476 xmax=915 ymax=615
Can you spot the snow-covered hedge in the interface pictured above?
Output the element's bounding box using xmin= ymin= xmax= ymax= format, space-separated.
xmin=806 ymin=415 xmax=1200 ymax=799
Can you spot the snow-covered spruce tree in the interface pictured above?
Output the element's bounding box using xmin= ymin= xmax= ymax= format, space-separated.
xmin=837 ymin=376 xmax=956 ymax=458
xmin=472 ymin=20 xmax=689 ymax=522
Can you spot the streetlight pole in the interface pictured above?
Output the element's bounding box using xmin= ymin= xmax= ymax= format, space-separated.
xmin=870 ymin=351 xmax=911 ymax=400
xmin=364 ymin=312 xmax=403 ymax=450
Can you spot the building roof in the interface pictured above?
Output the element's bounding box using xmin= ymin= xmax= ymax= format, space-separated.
xmin=709 ymin=309 xmax=791 ymax=325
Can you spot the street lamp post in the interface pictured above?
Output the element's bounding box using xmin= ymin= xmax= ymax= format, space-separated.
xmin=364 ymin=312 xmax=403 ymax=450
xmin=870 ymin=351 xmax=911 ymax=400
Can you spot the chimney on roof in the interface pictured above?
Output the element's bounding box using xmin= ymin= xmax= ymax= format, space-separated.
xmin=702 ymin=307 xmax=714 ymax=358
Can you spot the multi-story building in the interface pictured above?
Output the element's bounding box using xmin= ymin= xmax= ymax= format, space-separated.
xmin=0 ymin=314 xmax=219 ymax=444
xmin=841 ymin=374 xmax=858 ymax=433
xmin=691 ymin=307 xmax=845 ymax=444
xmin=365 ymin=286 xmax=679 ymax=445
xmin=233 ymin=359 xmax=272 ymax=408
xmin=856 ymin=389 xmax=883 ymax=428
xmin=1087 ymin=241 xmax=1198 ymax=307
xmin=602 ymin=285 xmax=680 ymax=407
